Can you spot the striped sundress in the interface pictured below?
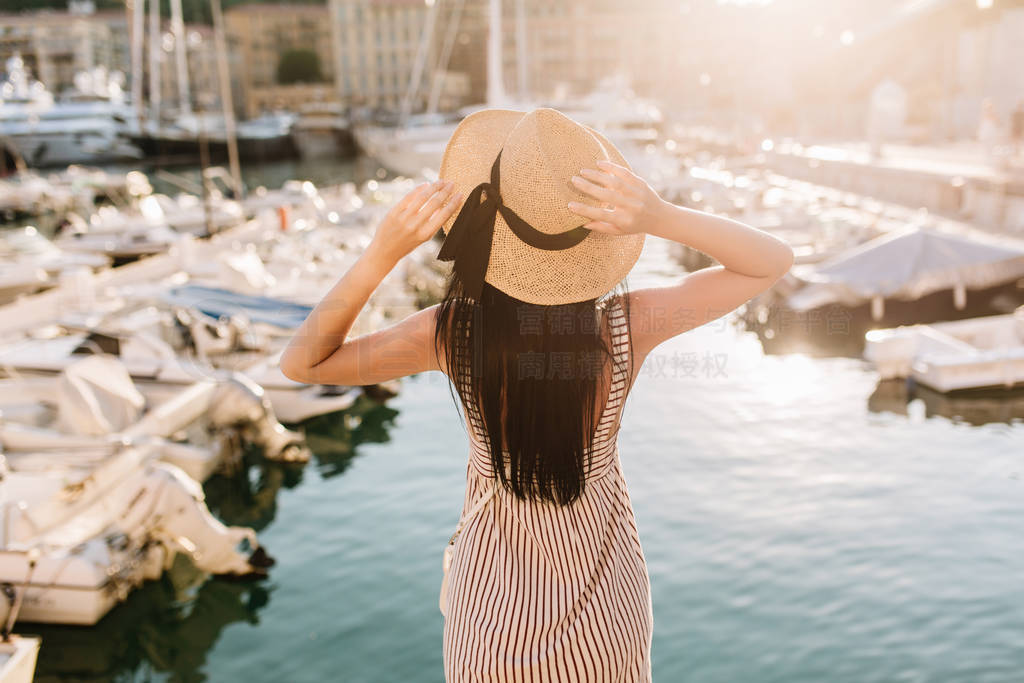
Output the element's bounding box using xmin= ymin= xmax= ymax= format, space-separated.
xmin=443 ymin=295 xmax=654 ymax=682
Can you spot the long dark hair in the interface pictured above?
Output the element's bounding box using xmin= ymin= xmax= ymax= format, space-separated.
xmin=434 ymin=271 xmax=632 ymax=507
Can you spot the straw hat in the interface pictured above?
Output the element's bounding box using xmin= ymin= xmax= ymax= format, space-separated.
xmin=437 ymin=107 xmax=645 ymax=305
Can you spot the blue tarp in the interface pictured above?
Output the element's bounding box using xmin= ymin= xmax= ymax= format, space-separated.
xmin=164 ymin=285 xmax=314 ymax=329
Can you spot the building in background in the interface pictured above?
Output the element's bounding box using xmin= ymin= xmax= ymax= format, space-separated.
xmin=225 ymin=3 xmax=334 ymax=118
xmin=0 ymin=0 xmax=1018 ymax=143
xmin=0 ymin=1 xmax=125 ymax=95
xmin=325 ymin=0 xmax=677 ymax=114
xmin=486 ymin=0 xmax=676 ymax=103
xmin=424 ymin=0 xmax=1024 ymax=143
xmin=329 ymin=0 xmax=435 ymax=110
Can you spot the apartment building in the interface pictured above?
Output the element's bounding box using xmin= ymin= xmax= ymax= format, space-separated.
xmin=0 ymin=3 xmax=125 ymax=94
xmin=224 ymin=3 xmax=335 ymax=117
xmin=329 ymin=0 xmax=435 ymax=109
xmin=432 ymin=0 xmax=677 ymax=106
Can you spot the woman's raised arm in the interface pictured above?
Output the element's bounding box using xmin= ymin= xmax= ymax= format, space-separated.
xmin=568 ymin=159 xmax=794 ymax=363
xmin=279 ymin=179 xmax=462 ymax=386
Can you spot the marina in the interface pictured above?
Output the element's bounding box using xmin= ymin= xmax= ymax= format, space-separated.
xmin=0 ymin=143 xmax=1018 ymax=680
xmin=1 ymin=0 xmax=1023 ymax=680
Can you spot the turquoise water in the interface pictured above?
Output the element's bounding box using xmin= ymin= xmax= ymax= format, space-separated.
xmin=27 ymin=161 xmax=1024 ymax=682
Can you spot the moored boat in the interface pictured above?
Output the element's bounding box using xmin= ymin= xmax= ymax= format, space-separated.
xmin=743 ymin=224 xmax=1024 ymax=355
xmin=864 ymin=305 xmax=1024 ymax=392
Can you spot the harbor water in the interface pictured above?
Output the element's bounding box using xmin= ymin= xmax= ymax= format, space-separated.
xmin=21 ymin=158 xmax=1024 ymax=683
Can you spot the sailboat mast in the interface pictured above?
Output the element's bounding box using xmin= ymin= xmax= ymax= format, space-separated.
xmin=427 ymin=0 xmax=465 ymax=114
xmin=148 ymin=0 xmax=161 ymax=126
xmin=210 ymin=0 xmax=243 ymax=200
xmin=130 ymin=0 xmax=145 ymax=131
xmin=400 ymin=0 xmax=439 ymax=124
xmin=169 ymin=0 xmax=191 ymax=116
xmin=486 ymin=0 xmax=505 ymax=106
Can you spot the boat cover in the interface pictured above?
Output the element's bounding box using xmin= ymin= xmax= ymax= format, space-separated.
xmin=56 ymin=355 xmax=145 ymax=435
xmin=162 ymin=284 xmax=313 ymax=329
xmin=789 ymin=225 xmax=1024 ymax=311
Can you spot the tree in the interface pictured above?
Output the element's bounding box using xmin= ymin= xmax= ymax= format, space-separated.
xmin=276 ymin=49 xmax=324 ymax=85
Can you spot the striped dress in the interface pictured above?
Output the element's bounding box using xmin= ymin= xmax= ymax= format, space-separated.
xmin=443 ymin=295 xmax=654 ymax=682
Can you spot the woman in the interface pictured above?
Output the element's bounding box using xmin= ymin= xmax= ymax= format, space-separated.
xmin=281 ymin=108 xmax=794 ymax=682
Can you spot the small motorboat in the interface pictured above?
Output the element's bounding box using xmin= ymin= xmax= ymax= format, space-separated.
xmin=0 ymin=353 xmax=308 ymax=467
xmin=0 ymin=325 xmax=361 ymax=427
xmin=0 ymin=441 xmax=270 ymax=625
xmin=0 ymin=357 xmax=299 ymax=626
xmin=53 ymin=224 xmax=180 ymax=264
xmin=864 ymin=305 xmax=1024 ymax=393
xmin=744 ymin=224 xmax=1024 ymax=356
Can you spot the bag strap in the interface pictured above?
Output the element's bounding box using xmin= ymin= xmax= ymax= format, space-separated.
xmin=447 ymin=479 xmax=500 ymax=546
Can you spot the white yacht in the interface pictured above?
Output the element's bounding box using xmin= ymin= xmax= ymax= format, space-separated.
xmin=0 ymin=56 xmax=141 ymax=167
xmin=128 ymin=110 xmax=299 ymax=163
xmin=352 ymin=110 xmax=462 ymax=178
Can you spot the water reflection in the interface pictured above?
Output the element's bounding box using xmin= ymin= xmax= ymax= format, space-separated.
xmin=868 ymin=378 xmax=1024 ymax=426
xmin=741 ymin=280 xmax=1024 ymax=359
xmin=31 ymin=558 xmax=270 ymax=682
xmin=204 ymin=453 xmax=306 ymax=531
xmin=301 ymin=394 xmax=400 ymax=478
xmin=29 ymin=394 xmax=401 ymax=682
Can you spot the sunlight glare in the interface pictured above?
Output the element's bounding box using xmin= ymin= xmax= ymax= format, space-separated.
xmin=763 ymin=353 xmax=823 ymax=404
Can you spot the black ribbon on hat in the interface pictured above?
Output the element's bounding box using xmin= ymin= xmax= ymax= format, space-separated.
xmin=437 ymin=150 xmax=591 ymax=300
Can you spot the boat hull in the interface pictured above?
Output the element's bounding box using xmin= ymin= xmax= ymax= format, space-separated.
xmin=292 ymin=127 xmax=357 ymax=160
xmin=0 ymin=635 xmax=40 ymax=683
xmin=128 ymin=132 xmax=298 ymax=163
xmin=1 ymin=454 xmax=262 ymax=625
xmin=743 ymin=279 xmax=1024 ymax=357
xmin=864 ymin=308 xmax=1024 ymax=393
xmin=351 ymin=122 xmax=454 ymax=177
xmin=4 ymin=130 xmax=141 ymax=167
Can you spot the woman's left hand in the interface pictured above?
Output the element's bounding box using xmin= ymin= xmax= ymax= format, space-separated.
xmin=368 ymin=179 xmax=463 ymax=264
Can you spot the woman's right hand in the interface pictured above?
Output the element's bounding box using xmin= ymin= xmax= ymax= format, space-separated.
xmin=368 ymin=179 xmax=462 ymax=264
xmin=567 ymin=159 xmax=669 ymax=236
